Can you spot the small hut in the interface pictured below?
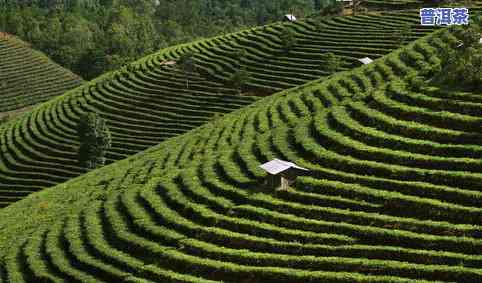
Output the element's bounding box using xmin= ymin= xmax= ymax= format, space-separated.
xmin=161 ymin=60 xmax=177 ymax=66
xmin=358 ymin=57 xmax=373 ymax=65
xmin=259 ymin=159 xmax=309 ymax=190
xmin=284 ymin=14 xmax=297 ymax=22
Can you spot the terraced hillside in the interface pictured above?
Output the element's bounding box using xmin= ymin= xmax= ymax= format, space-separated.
xmin=0 ymin=10 xmax=439 ymax=207
xmin=0 ymin=26 xmax=481 ymax=282
xmin=366 ymin=0 xmax=482 ymax=9
xmin=366 ymin=0 xmax=431 ymax=9
xmin=0 ymin=33 xmax=83 ymax=113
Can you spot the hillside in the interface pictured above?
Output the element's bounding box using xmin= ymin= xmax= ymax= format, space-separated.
xmin=0 ymin=10 xmax=438 ymax=208
xmin=0 ymin=25 xmax=481 ymax=282
xmin=0 ymin=0 xmax=324 ymax=80
xmin=0 ymin=33 xmax=83 ymax=114
xmin=366 ymin=0 xmax=482 ymax=9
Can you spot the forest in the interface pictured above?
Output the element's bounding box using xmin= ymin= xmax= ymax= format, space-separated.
xmin=0 ymin=0 xmax=339 ymax=79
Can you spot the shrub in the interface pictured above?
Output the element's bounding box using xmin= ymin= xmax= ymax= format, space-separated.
xmin=280 ymin=27 xmax=297 ymax=52
xmin=393 ymin=25 xmax=412 ymax=47
xmin=321 ymin=52 xmax=342 ymax=73
xmin=178 ymin=51 xmax=197 ymax=89
xmin=405 ymin=72 xmax=427 ymax=91
xmin=77 ymin=112 xmax=112 ymax=170
xmin=438 ymin=25 xmax=482 ymax=90
xmin=229 ymin=68 xmax=251 ymax=94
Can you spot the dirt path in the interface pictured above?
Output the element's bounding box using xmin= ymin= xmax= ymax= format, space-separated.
xmin=0 ymin=105 xmax=35 ymax=121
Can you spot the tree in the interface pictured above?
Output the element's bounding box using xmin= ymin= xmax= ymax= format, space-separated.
xmin=229 ymin=67 xmax=250 ymax=94
xmin=393 ymin=25 xmax=411 ymax=47
xmin=451 ymin=24 xmax=480 ymax=48
xmin=178 ymin=51 xmax=196 ymax=89
xmin=314 ymin=0 xmax=323 ymax=10
xmin=443 ymin=46 xmax=482 ymax=91
xmin=280 ymin=27 xmax=297 ymax=52
xmin=77 ymin=112 xmax=112 ymax=170
xmin=438 ymin=25 xmax=482 ymax=91
xmin=323 ymin=1 xmax=344 ymax=15
xmin=1 ymin=0 xmax=324 ymax=80
xmin=321 ymin=52 xmax=342 ymax=73
xmin=406 ymin=72 xmax=427 ymax=92
xmin=317 ymin=0 xmax=343 ymax=16
xmin=352 ymin=0 xmax=366 ymax=16
xmin=78 ymin=47 xmax=106 ymax=80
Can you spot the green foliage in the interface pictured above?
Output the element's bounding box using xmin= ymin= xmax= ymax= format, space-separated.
xmin=280 ymin=27 xmax=297 ymax=52
xmin=77 ymin=112 xmax=112 ymax=170
xmin=405 ymin=72 xmax=427 ymax=92
xmin=210 ymin=112 xmax=224 ymax=122
xmin=0 ymin=10 xmax=438 ymax=207
xmin=178 ymin=52 xmax=196 ymax=73
xmin=232 ymin=48 xmax=247 ymax=64
xmin=318 ymin=0 xmax=343 ymax=15
xmin=352 ymin=0 xmax=364 ymax=16
xmin=229 ymin=67 xmax=251 ymax=93
xmin=1 ymin=28 xmax=482 ymax=283
xmin=393 ymin=25 xmax=412 ymax=47
xmin=320 ymin=52 xmax=342 ymax=73
xmin=450 ymin=24 xmax=480 ymax=48
xmin=0 ymin=115 xmax=9 ymax=125
xmin=0 ymin=0 xmax=323 ymax=79
xmin=0 ymin=34 xmax=83 ymax=112
xmin=438 ymin=25 xmax=482 ymax=91
xmin=178 ymin=51 xmax=197 ymax=89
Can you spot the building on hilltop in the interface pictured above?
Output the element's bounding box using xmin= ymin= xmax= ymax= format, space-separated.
xmin=260 ymin=159 xmax=309 ymax=190
xmin=284 ymin=14 xmax=297 ymax=22
xmin=358 ymin=57 xmax=373 ymax=64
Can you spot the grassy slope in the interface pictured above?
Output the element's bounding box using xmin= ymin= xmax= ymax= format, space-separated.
xmin=366 ymin=0 xmax=482 ymax=9
xmin=1 ymin=25 xmax=481 ymax=281
xmin=0 ymin=10 xmax=436 ymax=207
xmin=0 ymin=33 xmax=83 ymax=113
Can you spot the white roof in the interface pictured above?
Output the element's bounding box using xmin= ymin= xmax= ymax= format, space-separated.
xmin=285 ymin=14 xmax=297 ymax=21
xmin=358 ymin=57 xmax=373 ymax=65
xmin=479 ymin=37 xmax=482 ymax=44
xmin=259 ymin=159 xmax=309 ymax=175
xmin=161 ymin=60 xmax=177 ymax=65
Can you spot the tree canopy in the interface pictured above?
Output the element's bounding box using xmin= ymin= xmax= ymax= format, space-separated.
xmin=77 ymin=112 xmax=112 ymax=170
xmin=229 ymin=67 xmax=251 ymax=93
xmin=320 ymin=52 xmax=342 ymax=73
xmin=438 ymin=22 xmax=482 ymax=91
xmin=178 ymin=51 xmax=197 ymax=89
xmin=0 ymin=0 xmax=339 ymax=80
xmin=280 ymin=26 xmax=297 ymax=52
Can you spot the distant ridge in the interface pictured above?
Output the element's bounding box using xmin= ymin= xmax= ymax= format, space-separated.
xmin=366 ymin=0 xmax=482 ymax=9
xmin=0 ymin=33 xmax=83 ymax=113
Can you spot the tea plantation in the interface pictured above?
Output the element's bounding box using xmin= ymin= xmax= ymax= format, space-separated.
xmin=0 ymin=33 xmax=83 ymax=113
xmin=0 ymin=12 xmax=481 ymax=281
xmin=366 ymin=0 xmax=482 ymax=9
xmin=0 ymin=10 xmax=438 ymax=207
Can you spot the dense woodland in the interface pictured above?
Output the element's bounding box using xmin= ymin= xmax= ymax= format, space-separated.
xmin=0 ymin=0 xmax=339 ymax=79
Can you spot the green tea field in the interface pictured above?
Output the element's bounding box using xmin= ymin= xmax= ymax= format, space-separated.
xmin=1 ymin=0 xmax=482 ymax=281
xmin=0 ymin=10 xmax=437 ymax=207
xmin=0 ymin=22 xmax=480 ymax=282
xmin=0 ymin=33 xmax=83 ymax=114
